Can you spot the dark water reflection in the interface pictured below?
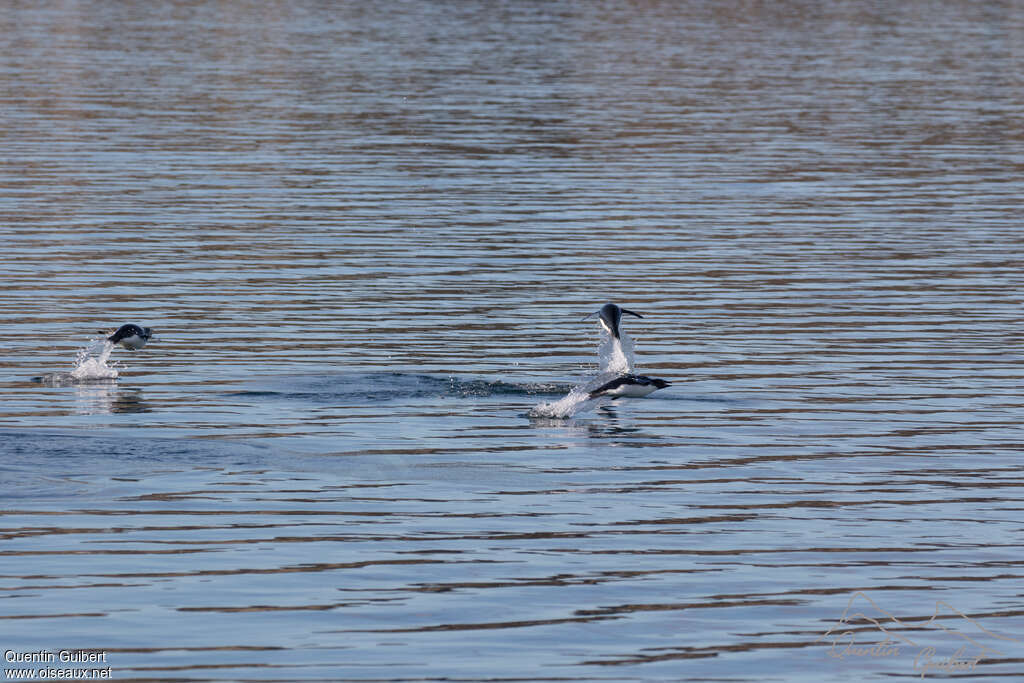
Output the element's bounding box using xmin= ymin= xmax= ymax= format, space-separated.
xmin=2 ymin=1 xmax=1023 ymax=681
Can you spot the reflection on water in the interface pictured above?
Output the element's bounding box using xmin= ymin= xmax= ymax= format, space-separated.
xmin=74 ymin=383 xmax=150 ymax=415
xmin=1 ymin=0 xmax=1023 ymax=681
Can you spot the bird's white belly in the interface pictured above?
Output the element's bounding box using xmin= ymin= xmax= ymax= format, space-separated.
xmin=120 ymin=336 xmax=147 ymax=350
xmin=607 ymin=383 xmax=657 ymax=398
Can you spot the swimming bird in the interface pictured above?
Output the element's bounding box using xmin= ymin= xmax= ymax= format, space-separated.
xmin=582 ymin=303 xmax=643 ymax=340
xmin=106 ymin=324 xmax=153 ymax=350
xmin=588 ymin=374 xmax=670 ymax=400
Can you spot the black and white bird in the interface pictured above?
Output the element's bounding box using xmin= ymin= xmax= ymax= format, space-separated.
xmin=106 ymin=324 xmax=153 ymax=350
xmin=588 ymin=374 xmax=670 ymax=400
xmin=582 ymin=303 xmax=643 ymax=340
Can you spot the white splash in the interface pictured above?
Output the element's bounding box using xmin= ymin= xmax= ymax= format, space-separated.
xmin=530 ymin=328 xmax=640 ymax=419
xmin=598 ymin=330 xmax=636 ymax=375
xmin=70 ymin=339 xmax=120 ymax=380
xmin=530 ymin=385 xmax=595 ymax=419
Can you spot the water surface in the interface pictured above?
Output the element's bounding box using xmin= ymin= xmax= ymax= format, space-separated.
xmin=2 ymin=1 xmax=1023 ymax=681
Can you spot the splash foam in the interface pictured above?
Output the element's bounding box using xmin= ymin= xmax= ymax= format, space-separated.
xmin=598 ymin=331 xmax=636 ymax=375
xmin=528 ymin=370 xmax=625 ymax=419
xmin=70 ymin=340 xmax=119 ymax=380
xmin=530 ymin=328 xmax=640 ymax=419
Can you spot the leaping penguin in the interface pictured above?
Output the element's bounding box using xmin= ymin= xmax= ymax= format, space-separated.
xmin=588 ymin=374 xmax=670 ymax=400
xmin=582 ymin=303 xmax=643 ymax=340
xmin=106 ymin=324 xmax=153 ymax=350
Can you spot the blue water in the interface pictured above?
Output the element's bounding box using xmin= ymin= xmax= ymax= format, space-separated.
xmin=2 ymin=1 xmax=1023 ymax=681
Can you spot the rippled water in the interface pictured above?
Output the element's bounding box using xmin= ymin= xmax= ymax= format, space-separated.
xmin=2 ymin=1 xmax=1023 ymax=681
